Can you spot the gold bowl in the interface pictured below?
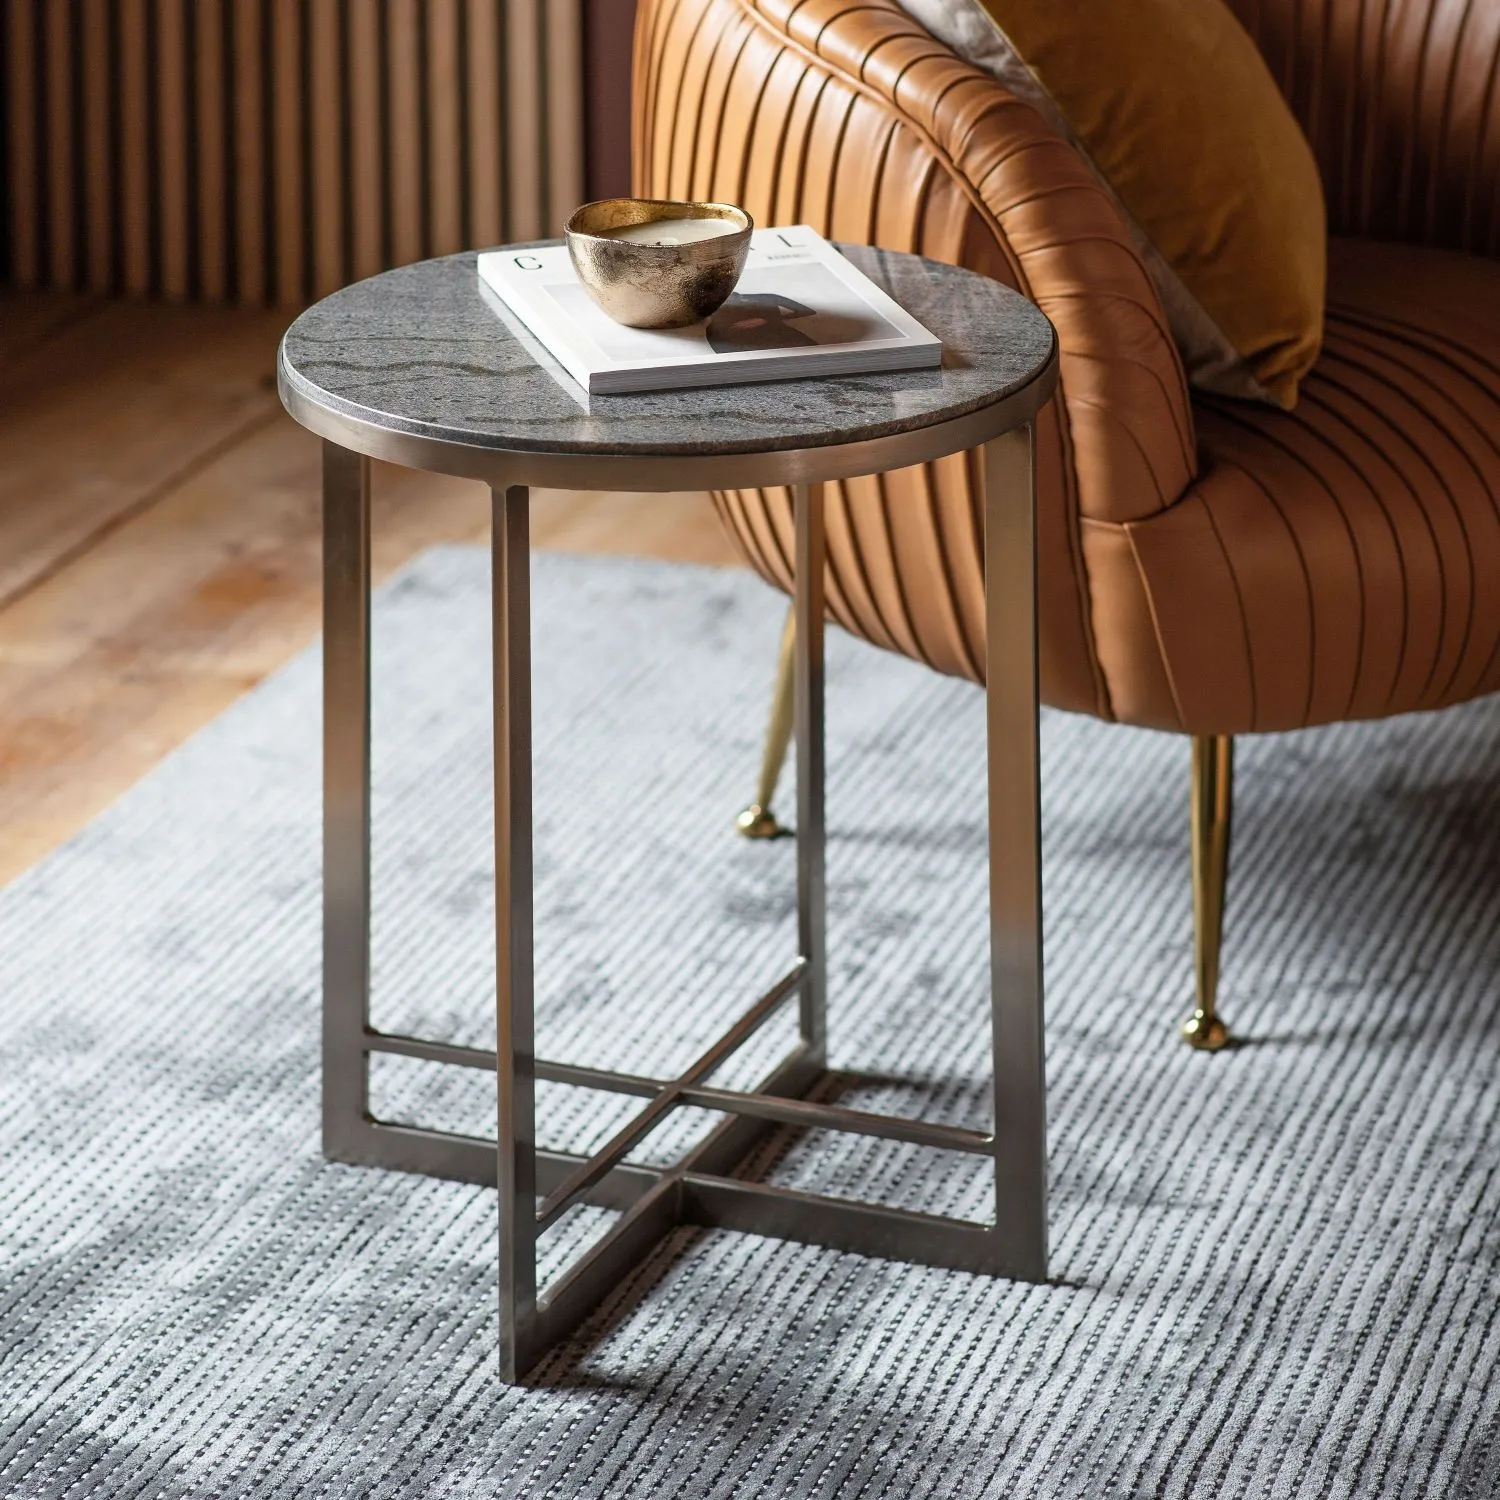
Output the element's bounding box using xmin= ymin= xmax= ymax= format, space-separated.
xmin=564 ymin=199 xmax=753 ymax=329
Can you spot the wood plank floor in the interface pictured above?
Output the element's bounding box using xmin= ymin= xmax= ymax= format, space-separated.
xmin=0 ymin=292 xmax=742 ymax=887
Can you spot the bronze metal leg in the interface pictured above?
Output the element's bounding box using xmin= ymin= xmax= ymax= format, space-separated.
xmin=983 ymin=425 xmax=1048 ymax=1276
xmin=321 ymin=453 xmax=1050 ymax=1383
xmin=1183 ymin=733 xmax=1233 ymax=1051
xmin=322 ymin=441 xmax=374 ymax=1165
xmin=736 ymin=603 xmax=796 ymax=839
xmin=794 ymin=489 xmax=827 ymax=1065
xmin=493 ymin=482 xmax=539 ymax=1382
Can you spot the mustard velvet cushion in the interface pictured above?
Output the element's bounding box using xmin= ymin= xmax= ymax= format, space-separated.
xmin=900 ymin=0 xmax=1326 ymax=408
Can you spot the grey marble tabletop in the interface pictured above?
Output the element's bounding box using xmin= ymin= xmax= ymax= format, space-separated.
xmin=278 ymin=244 xmax=1056 ymax=461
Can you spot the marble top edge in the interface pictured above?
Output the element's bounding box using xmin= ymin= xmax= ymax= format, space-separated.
xmin=278 ymin=244 xmax=1058 ymax=459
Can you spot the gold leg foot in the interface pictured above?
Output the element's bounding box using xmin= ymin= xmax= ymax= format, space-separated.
xmin=736 ymin=605 xmax=796 ymax=840
xmin=1181 ymin=1009 xmax=1230 ymax=1051
xmin=1183 ymin=734 xmax=1233 ymax=1050
xmin=735 ymin=804 xmax=788 ymax=839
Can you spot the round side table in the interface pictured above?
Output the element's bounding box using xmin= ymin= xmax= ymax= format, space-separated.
xmin=278 ymin=243 xmax=1059 ymax=1382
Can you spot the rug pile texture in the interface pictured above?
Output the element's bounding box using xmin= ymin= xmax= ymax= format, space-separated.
xmin=2 ymin=548 xmax=1497 ymax=1498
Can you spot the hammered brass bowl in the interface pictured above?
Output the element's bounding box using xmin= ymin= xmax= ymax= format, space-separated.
xmin=564 ymin=199 xmax=753 ymax=329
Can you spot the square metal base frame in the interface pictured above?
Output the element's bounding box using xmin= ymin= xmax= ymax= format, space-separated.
xmin=320 ymin=434 xmax=1047 ymax=1382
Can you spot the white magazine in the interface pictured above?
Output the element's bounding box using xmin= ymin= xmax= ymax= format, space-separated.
xmin=476 ymin=226 xmax=942 ymax=395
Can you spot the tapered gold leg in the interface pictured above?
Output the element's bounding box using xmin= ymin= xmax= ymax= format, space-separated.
xmin=736 ymin=604 xmax=797 ymax=839
xmin=1183 ymin=734 xmax=1233 ymax=1050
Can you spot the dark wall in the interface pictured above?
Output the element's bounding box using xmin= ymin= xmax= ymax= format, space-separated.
xmin=584 ymin=0 xmax=638 ymax=201
xmin=0 ymin=16 xmax=9 ymax=286
xmin=1 ymin=2 xmax=635 ymax=295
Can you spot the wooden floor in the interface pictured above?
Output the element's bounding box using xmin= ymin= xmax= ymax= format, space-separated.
xmin=0 ymin=290 xmax=741 ymax=887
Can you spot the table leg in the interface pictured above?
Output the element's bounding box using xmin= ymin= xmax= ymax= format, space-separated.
xmin=322 ymin=442 xmax=373 ymax=1164
xmin=983 ymin=425 xmax=1048 ymax=1279
xmin=794 ymin=482 xmax=828 ymax=1065
xmin=319 ymin=439 xmax=1046 ymax=1384
xmin=492 ymin=483 xmax=539 ymax=1381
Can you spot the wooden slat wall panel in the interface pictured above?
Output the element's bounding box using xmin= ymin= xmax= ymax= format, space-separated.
xmin=309 ymin=5 xmax=345 ymax=299
xmin=1 ymin=0 xmax=586 ymax=305
xmin=81 ymin=0 xmax=113 ymax=289
xmin=194 ymin=0 xmax=228 ymax=302
xmin=155 ymin=0 xmax=190 ymax=299
xmin=117 ymin=0 xmax=150 ymax=294
xmin=230 ymin=0 xmax=266 ymax=306
xmin=465 ymin=0 xmax=505 ymax=249
xmin=270 ymin=1 xmax=304 ymax=301
xmin=386 ymin=0 xmax=423 ymax=269
xmin=42 ymin=0 xmax=72 ymax=288
xmin=5 ymin=1 xmax=41 ymax=287
xmin=347 ymin=1 xmax=384 ymax=283
xmin=427 ymin=0 xmax=464 ymax=256
xmin=505 ymin=0 xmax=545 ymax=241
xmin=545 ymin=0 xmax=584 ymax=233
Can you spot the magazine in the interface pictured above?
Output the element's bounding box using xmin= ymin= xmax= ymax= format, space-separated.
xmin=475 ymin=226 xmax=942 ymax=395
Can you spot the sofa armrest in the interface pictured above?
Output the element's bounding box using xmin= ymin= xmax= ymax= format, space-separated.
xmin=632 ymin=0 xmax=1198 ymax=524
xmin=1227 ymin=0 xmax=1500 ymax=255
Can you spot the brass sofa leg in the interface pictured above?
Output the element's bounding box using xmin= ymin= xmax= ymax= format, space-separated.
xmin=736 ymin=605 xmax=796 ymax=839
xmin=1183 ymin=734 xmax=1233 ymax=1050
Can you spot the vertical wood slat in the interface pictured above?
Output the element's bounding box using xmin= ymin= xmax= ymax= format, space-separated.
xmin=81 ymin=0 xmax=113 ymax=291
xmin=270 ymin=0 xmax=302 ymax=304
xmin=231 ymin=0 xmax=266 ymax=307
xmin=195 ymin=0 xmax=228 ymax=302
xmin=42 ymin=0 xmax=73 ymax=287
xmin=506 ymin=0 xmax=546 ymax=241
xmin=5 ymin=0 xmax=41 ymax=286
xmin=348 ymin=0 xmax=384 ymax=282
xmin=546 ymin=0 xmax=586 ymax=231
xmin=427 ymin=0 xmax=464 ymax=256
xmin=2 ymin=0 xmax=588 ymax=305
xmin=155 ymin=0 xmax=190 ymax=298
xmin=466 ymin=0 xmax=504 ymax=250
xmin=309 ymin=2 xmax=344 ymax=297
xmin=386 ymin=0 xmax=425 ymax=269
xmin=117 ymin=0 xmax=150 ymax=294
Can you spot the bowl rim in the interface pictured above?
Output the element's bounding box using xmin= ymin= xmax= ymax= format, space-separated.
xmin=564 ymin=198 xmax=754 ymax=246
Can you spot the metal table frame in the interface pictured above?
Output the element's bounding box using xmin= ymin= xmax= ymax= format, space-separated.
xmin=299 ymin=361 xmax=1054 ymax=1383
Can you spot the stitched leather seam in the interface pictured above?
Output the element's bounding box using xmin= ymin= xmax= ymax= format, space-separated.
xmin=1200 ymin=403 xmax=1373 ymax=721
xmin=1293 ymin=376 xmax=1449 ymax=711
xmin=1313 ymin=347 xmax=1481 ymax=709
xmin=1120 ymin=520 xmax=1189 ymax=732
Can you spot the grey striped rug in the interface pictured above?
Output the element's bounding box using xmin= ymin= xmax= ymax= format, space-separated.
xmin=2 ymin=547 xmax=1497 ymax=1499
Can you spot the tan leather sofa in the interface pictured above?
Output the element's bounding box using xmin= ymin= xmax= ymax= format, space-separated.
xmin=632 ymin=0 xmax=1500 ymax=1047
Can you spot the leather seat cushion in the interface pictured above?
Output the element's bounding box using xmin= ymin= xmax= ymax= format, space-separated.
xmin=1082 ymin=238 xmax=1500 ymax=733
